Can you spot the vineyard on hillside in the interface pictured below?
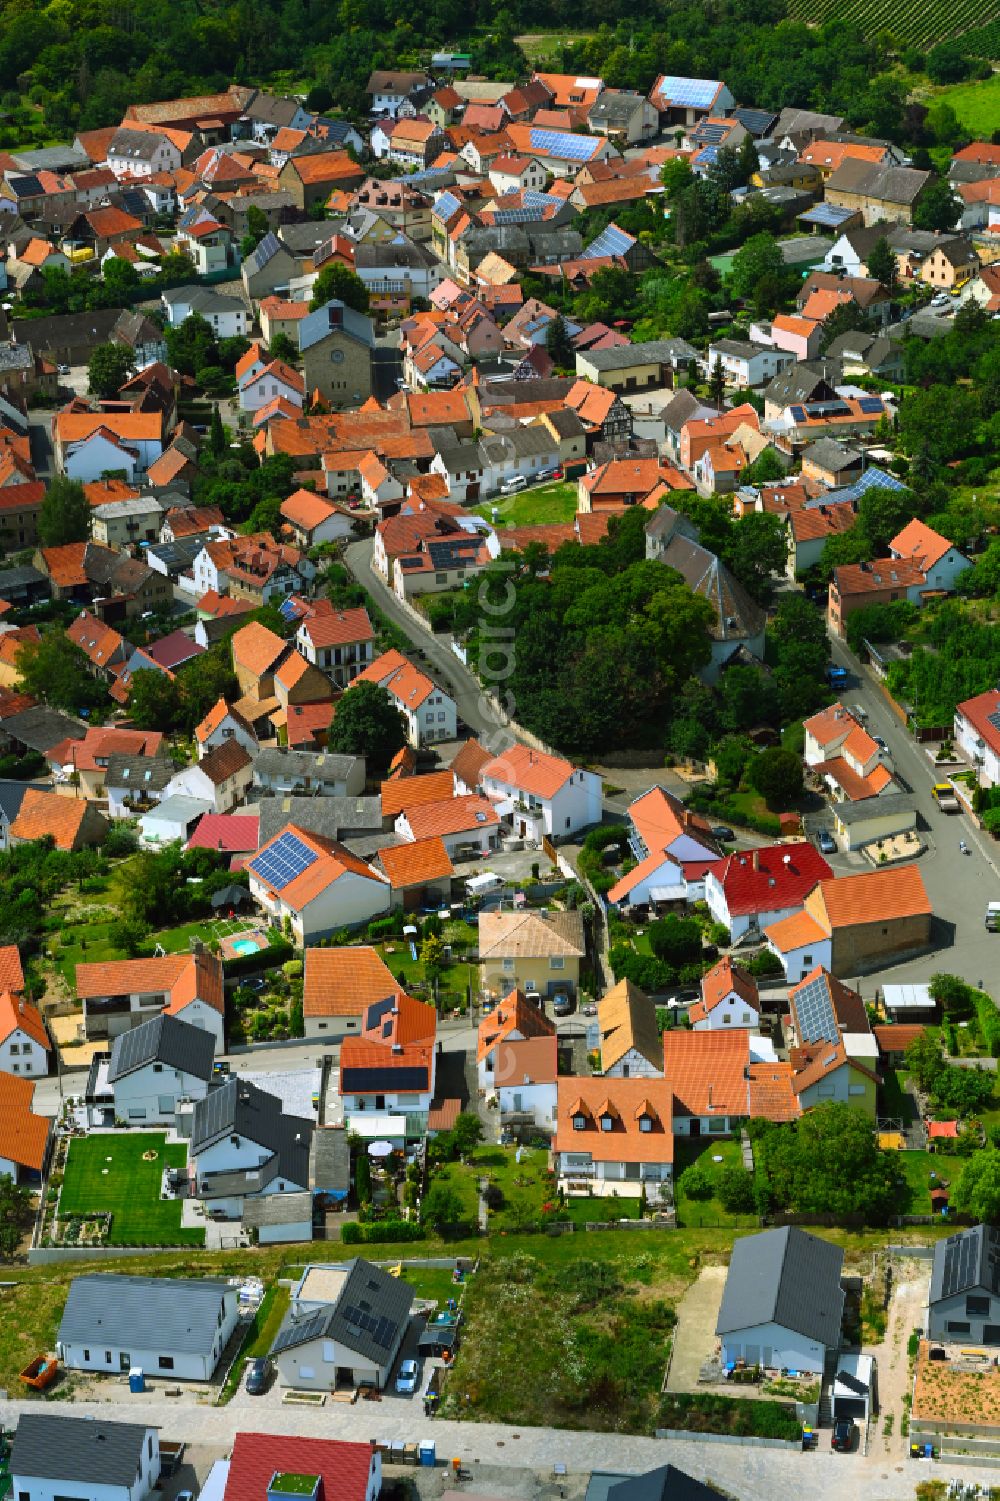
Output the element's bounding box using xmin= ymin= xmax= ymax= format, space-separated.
xmin=963 ymin=20 xmax=1000 ymax=58
xmin=787 ymin=0 xmax=1000 ymax=50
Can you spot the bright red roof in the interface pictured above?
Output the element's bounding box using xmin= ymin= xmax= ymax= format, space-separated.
xmin=224 ymin=1434 xmax=375 ymax=1501
xmin=708 ymin=843 xmax=832 ymax=917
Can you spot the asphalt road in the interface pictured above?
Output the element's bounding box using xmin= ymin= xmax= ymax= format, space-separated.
xmin=343 ymin=536 xmax=511 ymax=746
xmin=826 ymin=634 xmax=1000 ymax=991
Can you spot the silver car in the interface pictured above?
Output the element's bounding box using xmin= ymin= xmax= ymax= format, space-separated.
xmin=396 ymin=1358 xmax=421 ymax=1394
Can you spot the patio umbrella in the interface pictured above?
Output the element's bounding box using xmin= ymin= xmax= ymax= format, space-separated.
xmin=211 ymin=884 xmax=251 ymax=910
xmin=368 ymin=1141 xmax=394 ymax=1157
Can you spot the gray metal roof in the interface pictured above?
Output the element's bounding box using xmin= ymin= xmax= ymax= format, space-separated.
xmin=270 ymin=1257 xmax=413 ymax=1365
xmin=58 ymin=1274 xmax=233 ymax=1357
xmin=190 ymin=1074 xmax=312 ymax=1187
xmin=579 ymin=338 xmax=696 ymax=372
xmin=11 ymin=1413 xmax=152 ymax=1486
xmin=254 ymin=747 xmax=362 ymax=786
xmin=108 ymin=1012 xmax=215 ymax=1084
xmin=830 ymin=791 xmax=915 ymax=827
xmin=310 ymin=1127 xmax=351 ymax=1192
xmin=243 ymin=1191 xmax=313 ymax=1227
xmin=716 ymin=1226 xmax=844 ymax=1347
xmin=257 ymin=794 xmax=383 ymax=845
xmin=1 ymin=705 xmax=86 ymax=753
xmin=594 ymin=1467 xmax=723 ymax=1501
xmin=931 ymin=1225 xmax=1000 ymax=1304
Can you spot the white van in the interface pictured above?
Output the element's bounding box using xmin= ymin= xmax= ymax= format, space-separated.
xmin=987 ymin=902 xmax=1000 ymax=932
xmin=500 ymin=475 xmax=528 ymax=495
xmin=466 ymin=871 xmax=502 ymax=900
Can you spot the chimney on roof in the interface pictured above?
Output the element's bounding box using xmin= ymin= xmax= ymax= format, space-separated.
xmin=392 ymin=1043 xmax=404 ymax=1054
xmin=752 ymin=849 xmax=759 ymax=871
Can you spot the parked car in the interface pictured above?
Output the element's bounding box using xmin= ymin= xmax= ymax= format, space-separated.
xmin=711 ymin=825 xmax=736 ymax=843
xmin=664 ymin=988 xmax=700 ymax=1010
xmin=874 ymin=736 xmax=888 ymax=751
xmin=501 ymin=475 xmax=528 ymax=495
xmin=552 ymin=992 xmax=574 ymax=1016
xmin=831 ymin=1417 xmax=855 ymax=1453
xmin=817 ymin=829 xmax=836 ymax=854
xmin=396 ymin=1358 xmax=421 ymax=1394
xmin=245 ymin=1357 xmax=271 ymax=1395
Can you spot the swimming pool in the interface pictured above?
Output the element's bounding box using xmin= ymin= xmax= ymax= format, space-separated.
xmin=231 ymin=938 xmax=262 ymax=957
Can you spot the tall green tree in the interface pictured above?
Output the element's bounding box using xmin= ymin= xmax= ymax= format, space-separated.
xmin=748 ymin=746 xmax=803 ymax=809
xmin=17 ymin=632 xmax=106 ymax=715
xmin=327 ymin=680 xmax=408 ymax=776
xmin=545 ymin=313 xmax=575 ymax=369
xmin=87 ymin=342 xmax=133 ymax=399
xmin=309 ymin=263 xmax=370 ymax=314
xmin=37 ymin=476 xmax=90 ymax=547
xmin=953 ymin=1149 xmax=1000 ymax=1222
xmin=912 ymin=177 xmax=961 ymax=232
xmin=866 ymin=236 xmax=897 ymax=294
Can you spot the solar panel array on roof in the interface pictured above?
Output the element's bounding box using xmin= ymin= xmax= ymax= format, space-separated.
xmin=806 ymin=400 xmax=851 ymax=417
xmin=695 ymin=145 xmax=720 ymax=165
xmin=801 ymin=203 xmax=856 ymax=227
xmin=528 ymin=128 xmax=595 ymax=161
xmin=793 ymin=972 xmax=838 ymax=1044
xmin=341 ymin=1304 xmax=398 ymax=1349
xmin=341 ymin=1065 xmax=429 ymax=1092
xmin=943 ymin=1231 xmax=978 ymax=1299
xmin=988 ymin=709 xmax=1000 ymax=736
xmin=694 ymin=121 xmax=729 ymax=145
xmin=583 ymin=223 xmax=634 ymax=261
xmin=847 ymin=466 xmax=906 ymax=500
xmin=655 ymin=77 xmax=720 ymax=109
xmin=432 ymin=190 xmax=461 ymax=221
xmin=366 ymin=995 xmax=395 ymax=1028
xmin=858 ymin=396 xmax=883 ymax=414
xmin=789 ymin=404 xmax=807 ymax=422
xmin=279 ymin=596 xmax=300 ymax=621
xmin=490 ymin=204 xmax=547 ymax=225
xmin=249 ymin=829 xmax=318 ymax=891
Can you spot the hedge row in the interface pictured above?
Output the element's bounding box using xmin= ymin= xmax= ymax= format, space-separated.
xmin=687 ymin=793 xmax=782 ymax=837
xmin=341 ymin=1220 xmax=425 ymax=1244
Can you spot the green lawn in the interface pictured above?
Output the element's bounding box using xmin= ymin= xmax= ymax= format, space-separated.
xmin=879 ymin=1068 xmax=913 ymax=1122
xmin=60 ymin=1134 xmax=205 ymax=1246
xmin=373 ymin=920 xmax=478 ymax=1007
xmin=896 ymin=1149 xmax=965 ymax=1214
xmin=674 ymin=1138 xmax=750 ymax=1228
xmin=937 ymin=73 xmax=1000 ymax=134
xmin=474 ymin=480 xmax=578 ymax=529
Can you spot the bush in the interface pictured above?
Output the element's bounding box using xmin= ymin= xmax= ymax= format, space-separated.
xmin=745 ymin=949 xmax=783 ymax=977
xmin=367 ymin=912 xmax=405 ymax=940
xmin=659 ymin=1392 xmax=799 ymax=1440
xmin=716 ymin=1164 xmax=755 ymax=1213
xmin=678 ymin=1163 xmax=714 ymax=1201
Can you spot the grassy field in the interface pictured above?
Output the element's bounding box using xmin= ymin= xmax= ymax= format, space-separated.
xmin=0 ymin=1222 xmax=967 ymax=1405
xmin=514 ymin=31 xmax=596 ymax=61
xmin=52 ymin=913 xmax=230 ymax=986
xmin=896 ymin=1148 xmax=965 ymax=1214
xmin=474 ymin=481 xmax=578 ymax=529
xmin=372 ymin=919 xmax=478 ymax=1007
xmin=937 ymin=72 xmax=1000 ymax=134
xmin=674 ymin=1138 xmax=752 ymax=1228
xmin=60 ymin=1133 xmax=205 ymax=1247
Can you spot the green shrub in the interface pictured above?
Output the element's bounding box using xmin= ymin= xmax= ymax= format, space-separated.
xmin=678 ymin=1163 xmax=714 ymax=1201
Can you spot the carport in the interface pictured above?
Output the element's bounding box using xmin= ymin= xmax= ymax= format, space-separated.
xmin=832 ymin=1353 xmax=874 ymax=1424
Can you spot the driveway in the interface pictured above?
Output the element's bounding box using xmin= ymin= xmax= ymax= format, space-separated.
xmin=826 ymin=636 xmax=993 ymax=989
xmin=865 ymin=1257 xmax=931 ymax=1461
xmin=665 ymin=1264 xmax=727 ymax=1392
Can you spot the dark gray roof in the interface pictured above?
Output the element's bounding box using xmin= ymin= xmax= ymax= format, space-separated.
xmin=764 ymin=359 xmax=841 ymax=407
xmin=190 ymin=1075 xmax=312 ymax=1187
xmin=257 ymin=794 xmax=383 ymax=845
xmin=716 ymin=1226 xmax=844 ymax=1347
xmin=58 ymin=1274 xmax=233 ymax=1357
xmin=591 ymin=1467 xmax=724 ymax=1501
xmin=0 ymin=778 xmax=45 ymax=824
xmin=801 ymin=438 xmax=861 ymax=473
xmin=0 ymin=564 xmax=47 ymax=592
xmin=254 ymin=747 xmax=362 ymax=787
xmin=12 ymin=1413 xmax=152 ymax=1486
xmin=279 ymin=221 xmax=337 ymax=255
xmin=588 ymin=91 xmax=648 ymax=127
xmin=271 ymin=1257 xmax=413 ymax=1364
xmin=354 ymin=239 xmax=437 ymax=272
xmin=0 ymin=705 xmax=86 ymax=753
xmin=832 ymin=791 xmax=915 ymax=826
xmin=930 ymin=1225 xmax=1000 ymax=1305
xmin=579 ymin=338 xmax=696 ymax=373
xmin=658 ymin=535 xmax=766 ymax=644
xmin=147 ymin=537 xmax=204 ymax=573
xmin=108 ymin=1012 xmax=215 ymax=1084
xmin=660 ymin=388 xmax=713 ymax=433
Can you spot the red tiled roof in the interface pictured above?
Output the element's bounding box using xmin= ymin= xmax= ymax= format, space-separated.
xmin=553 ymin=1076 xmax=673 ymax=1161
xmin=662 ymin=1029 xmax=750 ymax=1118
xmin=225 ymin=1434 xmax=375 ymax=1501
xmin=304 ymin=946 xmax=402 ymax=1018
xmin=708 ymin=843 xmax=832 ymax=917
xmin=0 ymin=1073 xmax=49 ymax=1171
xmin=186 ymin=813 xmax=259 ymax=853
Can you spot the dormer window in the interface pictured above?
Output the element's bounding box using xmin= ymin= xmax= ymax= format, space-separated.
xmin=600 ymin=1113 xmax=613 ymax=1132
xmin=639 ymin=1114 xmax=652 ymax=1133
xmin=573 ymin=1113 xmax=586 ymax=1131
